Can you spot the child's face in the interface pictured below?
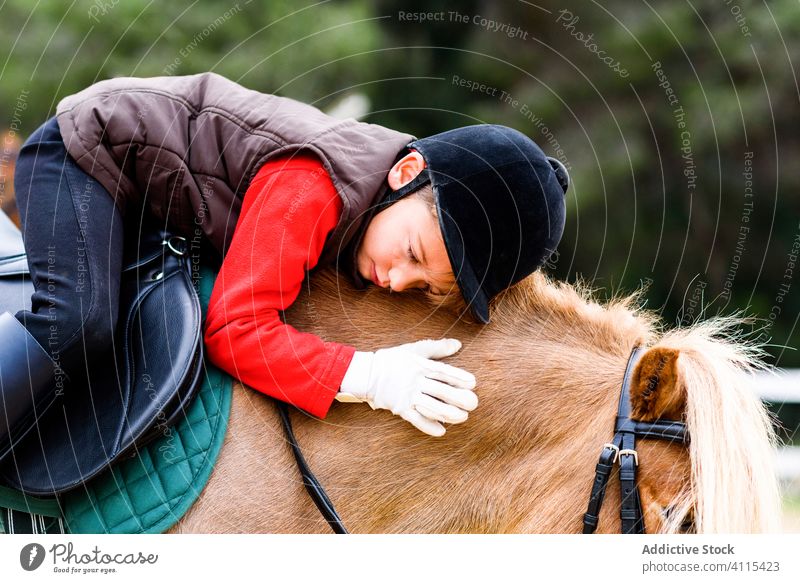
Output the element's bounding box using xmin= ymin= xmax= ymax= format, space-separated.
xmin=356 ymin=195 xmax=454 ymax=294
xmin=355 ymin=151 xmax=455 ymax=294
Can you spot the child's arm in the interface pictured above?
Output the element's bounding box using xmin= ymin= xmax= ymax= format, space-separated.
xmin=203 ymin=154 xmax=355 ymax=419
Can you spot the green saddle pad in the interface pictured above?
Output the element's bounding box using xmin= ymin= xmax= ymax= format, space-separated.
xmin=60 ymin=263 xmax=232 ymax=534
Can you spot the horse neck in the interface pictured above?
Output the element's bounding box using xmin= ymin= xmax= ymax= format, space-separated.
xmin=466 ymin=274 xmax=654 ymax=446
xmin=431 ymin=276 xmax=655 ymax=532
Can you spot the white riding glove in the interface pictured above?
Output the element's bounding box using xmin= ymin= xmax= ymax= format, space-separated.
xmin=335 ymin=338 xmax=478 ymax=437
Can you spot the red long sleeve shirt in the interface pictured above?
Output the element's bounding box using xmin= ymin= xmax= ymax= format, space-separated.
xmin=203 ymin=152 xmax=357 ymax=419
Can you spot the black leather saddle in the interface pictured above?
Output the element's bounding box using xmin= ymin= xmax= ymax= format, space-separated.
xmin=0 ymin=210 xmax=204 ymax=495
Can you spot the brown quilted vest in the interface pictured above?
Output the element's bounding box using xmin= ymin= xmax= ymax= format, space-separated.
xmin=55 ymin=72 xmax=414 ymax=268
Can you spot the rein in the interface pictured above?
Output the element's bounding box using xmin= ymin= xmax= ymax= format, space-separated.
xmin=277 ymin=401 xmax=348 ymax=533
xmin=582 ymin=346 xmax=689 ymax=534
xmin=280 ymin=346 xmax=689 ymax=534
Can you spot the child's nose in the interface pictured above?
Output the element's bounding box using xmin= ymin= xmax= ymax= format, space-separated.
xmin=388 ymin=272 xmax=411 ymax=292
xmin=388 ymin=266 xmax=423 ymax=292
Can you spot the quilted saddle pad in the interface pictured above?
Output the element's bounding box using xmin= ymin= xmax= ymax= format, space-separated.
xmin=61 ymin=262 xmax=233 ymax=534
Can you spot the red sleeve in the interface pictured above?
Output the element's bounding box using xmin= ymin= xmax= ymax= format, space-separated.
xmin=203 ymin=153 xmax=356 ymax=418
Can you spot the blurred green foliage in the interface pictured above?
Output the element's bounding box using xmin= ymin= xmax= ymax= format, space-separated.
xmin=1 ymin=0 xmax=797 ymax=369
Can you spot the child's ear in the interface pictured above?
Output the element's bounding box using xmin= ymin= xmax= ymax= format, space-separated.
xmin=387 ymin=151 xmax=426 ymax=190
xmin=629 ymin=347 xmax=685 ymax=422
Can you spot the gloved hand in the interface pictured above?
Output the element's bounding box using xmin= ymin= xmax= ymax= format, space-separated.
xmin=335 ymin=338 xmax=478 ymax=437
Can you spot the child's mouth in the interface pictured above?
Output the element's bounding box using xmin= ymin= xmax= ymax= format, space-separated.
xmin=371 ymin=262 xmax=380 ymax=286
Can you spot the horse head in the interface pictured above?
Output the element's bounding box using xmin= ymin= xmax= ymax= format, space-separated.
xmin=627 ymin=346 xmax=694 ymax=533
xmin=628 ymin=326 xmax=781 ymax=534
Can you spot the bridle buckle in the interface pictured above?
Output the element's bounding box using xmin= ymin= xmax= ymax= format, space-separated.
xmin=619 ymin=449 xmax=639 ymax=466
xmin=602 ymin=443 xmax=619 ymax=463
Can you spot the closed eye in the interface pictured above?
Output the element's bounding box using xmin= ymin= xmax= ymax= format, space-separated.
xmin=407 ymin=241 xmax=419 ymax=264
xmin=407 ymin=239 xmax=447 ymax=295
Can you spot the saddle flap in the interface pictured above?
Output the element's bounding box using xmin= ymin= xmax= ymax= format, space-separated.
xmin=0 ymin=225 xmax=204 ymax=495
xmin=116 ymin=251 xmax=202 ymax=447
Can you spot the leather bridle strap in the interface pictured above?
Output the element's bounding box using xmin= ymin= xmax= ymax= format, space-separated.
xmin=583 ymin=346 xmax=689 ymax=534
xmin=616 ymin=348 xmax=646 ymax=534
xmin=277 ymin=401 xmax=348 ymax=534
xmin=618 ymin=426 xmax=644 ymax=533
xmin=582 ymin=439 xmax=619 ymax=533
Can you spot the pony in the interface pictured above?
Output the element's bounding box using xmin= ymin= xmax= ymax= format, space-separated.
xmin=171 ymin=268 xmax=781 ymax=533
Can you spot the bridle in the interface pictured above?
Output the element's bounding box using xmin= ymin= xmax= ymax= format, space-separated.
xmin=582 ymin=346 xmax=690 ymax=534
xmin=279 ymin=345 xmax=690 ymax=535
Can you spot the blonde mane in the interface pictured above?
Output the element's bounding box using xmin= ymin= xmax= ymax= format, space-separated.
xmin=653 ymin=320 xmax=781 ymax=533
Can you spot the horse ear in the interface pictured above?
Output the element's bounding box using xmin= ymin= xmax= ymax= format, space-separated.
xmin=629 ymin=347 xmax=685 ymax=422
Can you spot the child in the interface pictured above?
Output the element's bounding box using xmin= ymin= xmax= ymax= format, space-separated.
xmin=0 ymin=73 xmax=567 ymax=449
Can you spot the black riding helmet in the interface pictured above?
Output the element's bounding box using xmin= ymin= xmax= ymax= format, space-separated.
xmin=345 ymin=123 xmax=569 ymax=324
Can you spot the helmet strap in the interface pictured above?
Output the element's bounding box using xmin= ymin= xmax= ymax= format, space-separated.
xmin=382 ymin=168 xmax=432 ymax=207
